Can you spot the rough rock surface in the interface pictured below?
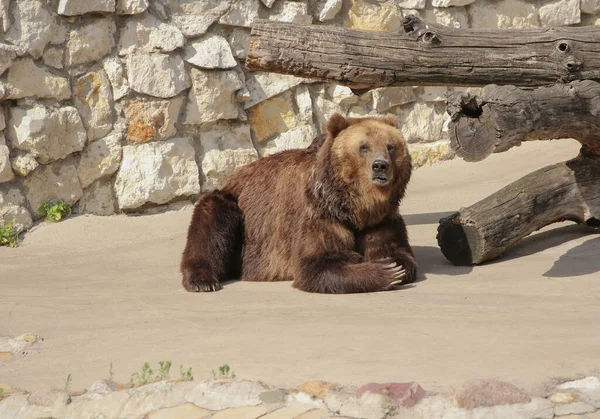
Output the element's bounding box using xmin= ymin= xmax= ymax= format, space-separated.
xmin=5 ymin=0 xmax=66 ymax=59
xmin=219 ymin=0 xmax=260 ymax=28
xmin=8 ymin=105 xmax=87 ymax=164
xmin=172 ymin=0 xmax=231 ymax=37
xmin=77 ymin=133 xmax=122 ymax=188
xmin=23 ymin=158 xmax=83 ymax=218
xmin=356 ymin=382 xmax=427 ymax=408
xmin=0 ymin=144 xmax=13 ymax=183
xmin=58 ymin=0 xmax=116 ymax=16
xmin=184 ymin=34 xmax=237 ymax=69
xmin=263 ymin=1 xmax=313 ymax=24
xmin=10 ymin=151 xmax=39 ymax=177
xmin=66 ymin=18 xmax=116 ymax=67
xmin=73 ymin=70 xmax=114 ymax=141
xmin=118 ymin=13 xmax=184 ymax=55
xmin=74 ymin=180 xmax=117 ymax=216
xmin=114 ymin=137 xmax=200 ymax=210
xmin=259 ymin=124 xmax=317 ymax=157
xmin=398 ymin=102 xmax=448 ymax=144
xmin=6 ymin=59 xmax=70 ymax=100
xmin=102 ymin=57 xmax=130 ymax=100
xmin=0 ymin=186 xmax=32 ymax=233
xmin=122 ymin=98 xmax=184 ymax=143
xmin=199 ymin=121 xmax=259 ymax=191
xmin=447 ymin=379 xmax=531 ymax=409
xmin=249 ymin=91 xmax=306 ymax=143
xmin=116 ymin=0 xmax=148 ymax=15
xmin=244 ymin=72 xmax=306 ymax=109
xmin=42 ymin=47 xmax=63 ymax=69
xmin=317 ymin=0 xmax=343 ymax=21
xmin=539 ymin=0 xmax=581 ymax=26
xmin=582 ymin=0 xmax=600 ymax=13
xmin=347 ymin=0 xmax=404 ymax=31
xmin=184 ymin=69 xmax=244 ymax=124
xmin=470 ymin=0 xmax=540 ymax=28
xmin=127 ymin=54 xmax=191 ymax=98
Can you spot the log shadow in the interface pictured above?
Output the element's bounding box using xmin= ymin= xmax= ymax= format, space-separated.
xmin=403 ymin=211 xmax=455 ymax=226
xmin=543 ymin=235 xmax=600 ymax=278
xmin=413 ymin=245 xmax=473 ymax=278
xmin=494 ymin=224 xmax=594 ymax=262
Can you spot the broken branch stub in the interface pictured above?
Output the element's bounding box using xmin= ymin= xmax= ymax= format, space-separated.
xmin=447 ymin=81 xmax=600 ymax=162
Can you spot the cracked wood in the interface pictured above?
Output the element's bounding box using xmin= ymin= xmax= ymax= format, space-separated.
xmin=246 ymin=16 xmax=600 ymax=88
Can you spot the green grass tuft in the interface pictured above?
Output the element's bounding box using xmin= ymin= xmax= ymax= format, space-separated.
xmin=0 ymin=223 xmax=18 ymax=248
xmin=40 ymin=201 xmax=71 ymax=222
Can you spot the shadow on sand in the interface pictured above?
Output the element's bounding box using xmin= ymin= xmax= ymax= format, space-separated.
xmin=487 ymin=224 xmax=600 ymax=277
xmin=407 ymin=214 xmax=599 ymax=280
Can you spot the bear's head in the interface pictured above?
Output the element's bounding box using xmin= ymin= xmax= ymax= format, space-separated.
xmin=309 ymin=113 xmax=412 ymax=229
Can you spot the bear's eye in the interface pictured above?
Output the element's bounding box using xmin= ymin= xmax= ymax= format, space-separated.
xmin=387 ymin=144 xmax=396 ymax=152
xmin=359 ymin=144 xmax=369 ymax=152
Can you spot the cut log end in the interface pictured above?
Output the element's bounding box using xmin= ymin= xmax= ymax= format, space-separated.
xmin=437 ymin=213 xmax=474 ymax=266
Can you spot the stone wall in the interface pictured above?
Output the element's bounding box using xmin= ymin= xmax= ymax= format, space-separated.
xmin=0 ymin=0 xmax=598 ymax=233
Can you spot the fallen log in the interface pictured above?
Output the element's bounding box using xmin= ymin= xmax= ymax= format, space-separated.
xmin=246 ymin=16 xmax=600 ymax=88
xmin=437 ymin=156 xmax=600 ymax=265
xmin=438 ymin=80 xmax=600 ymax=265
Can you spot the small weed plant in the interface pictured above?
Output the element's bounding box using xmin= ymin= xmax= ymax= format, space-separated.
xmin=129 ymin=362 xmax=154 ymax=387
xmin=40 ymin=201 xmax=71 ymax=222
xmin=180 ymin=365 xmax=193 ymax=381
xmin=212 ymin=364 xmax=235 ymax=380
xmin=64 ymin=373 xmax=72 ymax=391
xmin=157 ymin=361 xmax=172 ymax=380
xmin=109 ymin=362 xmax=114 ymax=381
xmin=128 ymin=360 xmax=190 ymax=387
xmin=0 ymin=223 xmax=18 ymax=248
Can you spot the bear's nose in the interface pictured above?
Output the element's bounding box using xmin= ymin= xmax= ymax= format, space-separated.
xmin=372 ymin=160 xmax=390 ymax=173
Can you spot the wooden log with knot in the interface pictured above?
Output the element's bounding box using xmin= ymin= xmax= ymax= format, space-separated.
xmin=246 ymin=16 xmax=600 ymax=87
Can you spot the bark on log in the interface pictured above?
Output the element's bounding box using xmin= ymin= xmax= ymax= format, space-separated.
xmin=246 ymin=16 xmax=600 ymax=88
xmin=437 ymin=156 xmax=600 ymax=266
xmin=447 ymin=80 xmax=600 ymax=161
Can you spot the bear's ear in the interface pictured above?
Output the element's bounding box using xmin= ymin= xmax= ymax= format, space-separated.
xmin=326 ymin=113 xmax=350 ymax=138
xmin=382 ymin=114 xmax=399 ymax=128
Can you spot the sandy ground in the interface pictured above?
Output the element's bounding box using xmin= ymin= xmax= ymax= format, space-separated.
xmin=1 ymin=140 xmax=599 ymax=397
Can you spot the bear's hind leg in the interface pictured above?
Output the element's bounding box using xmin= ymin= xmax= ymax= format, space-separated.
xmin=181 ymin=190 xmax=243 ymax=292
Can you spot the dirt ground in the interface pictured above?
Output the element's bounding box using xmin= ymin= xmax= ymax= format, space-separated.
xmin=1 ymin=139 xmax=599 ymax=396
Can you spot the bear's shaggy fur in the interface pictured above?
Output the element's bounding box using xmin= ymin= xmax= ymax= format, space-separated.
xmin=181 ymin=113 xmax=417 ymax=294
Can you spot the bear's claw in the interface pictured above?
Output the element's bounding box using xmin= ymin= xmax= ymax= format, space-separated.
xmin=182 ymin=278 xmax=223 ymax=293
xmin=378 ymin=260 xmax=406 ymax=288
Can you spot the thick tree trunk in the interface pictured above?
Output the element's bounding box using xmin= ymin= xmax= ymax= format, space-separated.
xmin=246 ymin=16 xmax=600 ymax=88
xmin=447 ymin=80 xmax=600 ymax=161
xmin=437 ymin=156 xmax=600 ymax=266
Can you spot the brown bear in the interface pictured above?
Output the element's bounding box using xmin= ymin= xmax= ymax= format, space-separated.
xmin=180 ymin=113 xmax=417 ymax=294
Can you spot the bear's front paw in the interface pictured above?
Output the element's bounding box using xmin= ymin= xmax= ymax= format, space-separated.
xmin=377 ymin=260 xmax=406 ymax=290
xmin=182 ymin=269 xmax=223 ymax=292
